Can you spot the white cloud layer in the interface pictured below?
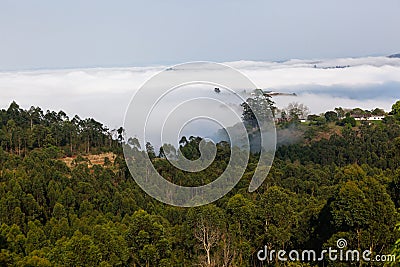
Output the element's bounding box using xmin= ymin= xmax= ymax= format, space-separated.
xmin=1 ymin=56 xmax=400 ymax=131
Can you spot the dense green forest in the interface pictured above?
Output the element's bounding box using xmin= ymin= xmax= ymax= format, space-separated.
xmin=0 ymin=101 xmax=399 ymax=266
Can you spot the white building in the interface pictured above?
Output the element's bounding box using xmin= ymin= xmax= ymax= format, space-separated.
xmin=352 ymin=115 xmax=385 ymax=121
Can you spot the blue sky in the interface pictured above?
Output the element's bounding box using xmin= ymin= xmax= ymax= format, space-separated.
xmin=1 ymin=0 xmax=399 ymax=70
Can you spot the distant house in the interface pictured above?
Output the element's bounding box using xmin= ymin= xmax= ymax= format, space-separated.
xmin=367 ymin=116 xmax=385 ymax=121
xmin=351 ymin=114 xmax=385 ymax=121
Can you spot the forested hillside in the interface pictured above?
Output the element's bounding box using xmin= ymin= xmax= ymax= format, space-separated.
xmin=0 ymin=101 xmax=399 ymax=266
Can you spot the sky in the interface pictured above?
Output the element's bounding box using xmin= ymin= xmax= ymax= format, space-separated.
xmin=0 ymin=1 xmax=400 ymax=144
xmin=0 ymin=0 xmax=399 ymax=70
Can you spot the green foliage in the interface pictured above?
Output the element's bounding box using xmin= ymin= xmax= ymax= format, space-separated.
xmin=241 ymin=93 xmax=275 ymax=128
xmin=0 ymin=102 xmax=120 ymax=156
xmin=330 ymin=177 xmax=398 ymax=252
xmin=392 ymin=223 xmax=400 ymax=266
xmin=337 ymin=114 xmax=356 ymax=127
xmin=0 ymin=101 xmax=398 ymax=266
xmin=259 ymin=186 xmax=297 ymax=254
xmin=391 ymin=100 xmax=400 ymax=119
xmin=307 ymin=114 xmax=327 ymax=126
xmin=324 ymin=111 xmax=338 ymax=122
